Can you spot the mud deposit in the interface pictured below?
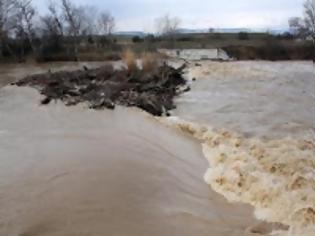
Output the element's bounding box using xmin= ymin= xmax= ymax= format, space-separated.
xmin=14 ymin=63 xmax=188 ymax=116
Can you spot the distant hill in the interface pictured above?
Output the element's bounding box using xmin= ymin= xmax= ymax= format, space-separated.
xmin=177 ymin=27 xmax=289 ymax=34
xmin=113 ymin=27 xmax=289 ymax=36
xmin=177 ymin=28 xmax=252 ymax=34
xmin=113 ymin=31 xmax=147 ymax=36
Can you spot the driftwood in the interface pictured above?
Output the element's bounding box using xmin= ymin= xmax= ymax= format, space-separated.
xmin=14 ymin=63 xmax=189 ymax=116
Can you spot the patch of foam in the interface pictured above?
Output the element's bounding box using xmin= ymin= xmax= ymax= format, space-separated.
xmin=186 ymin=61 xmax=269 ymax=81
xmin=161 ymin=117 xmax=315 ymax=236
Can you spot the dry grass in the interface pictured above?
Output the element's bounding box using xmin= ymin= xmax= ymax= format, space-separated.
xmin=122 ymin=49 xmax=138 ymax=71
xmin=141 ymin=52 xmax=159 ymax=72
xmin=122 ymin=49 xmax=161 ymax=73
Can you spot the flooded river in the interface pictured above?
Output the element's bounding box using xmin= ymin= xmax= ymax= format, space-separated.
xmin=175 ymin=61 xmax=315 ymax=139
xmin=0 ymin=61 xmax=314 ymax=236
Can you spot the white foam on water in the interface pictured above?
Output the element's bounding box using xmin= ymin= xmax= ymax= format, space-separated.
xmin=161 ymin=117 xmax=315 ymax=236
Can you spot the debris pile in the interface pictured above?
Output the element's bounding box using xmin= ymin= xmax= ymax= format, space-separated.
xmin=14 ymin=63 xmax=189 ymax=116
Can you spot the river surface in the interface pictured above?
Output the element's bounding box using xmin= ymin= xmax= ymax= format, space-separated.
xmin=0 ymin=61 xmax=314 ymax=236
xmin=174 ymin=61 xmax=315 ymax=139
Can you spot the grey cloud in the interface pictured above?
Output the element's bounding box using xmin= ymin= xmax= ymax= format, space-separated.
xmin=33 ymin=0 xmax=305 ymax=31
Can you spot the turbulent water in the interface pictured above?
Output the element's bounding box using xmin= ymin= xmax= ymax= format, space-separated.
xmin=0 ymin=61 xmax=314 ymax=236
xmin=174 ymin=61 xmax=315 ymax=139
xmin=168 ymin=61 xmax=315 ymax=236
xmin=162 ymin=117 xmax=315 ymax=236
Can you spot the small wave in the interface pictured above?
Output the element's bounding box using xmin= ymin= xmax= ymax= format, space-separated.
xmin=160 ymin=117 xmax=315 ymax=236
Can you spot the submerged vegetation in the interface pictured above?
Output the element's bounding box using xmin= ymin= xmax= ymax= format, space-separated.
xmin=14 ymin=55 xmax=189 ymax=116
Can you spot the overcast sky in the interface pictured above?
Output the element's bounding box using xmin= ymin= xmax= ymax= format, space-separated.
xmin=33 ymin=0 xmax=305 ymax=32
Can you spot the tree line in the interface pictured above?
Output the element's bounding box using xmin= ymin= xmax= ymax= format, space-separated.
xmin=289 ymin=0 xmax=315 ymax=42
xmin=0 ymin=0 xmax=115 ymax=61
xmin=0 ymin=0 xmax=314 ymax=62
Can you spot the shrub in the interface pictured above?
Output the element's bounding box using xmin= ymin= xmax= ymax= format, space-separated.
xmin=97 ymin=36 xmax=111 ymax=47
xmin=223 ymin=41 xmax=313 ymax=61
xmin=276 ymin=32 xmax=294 ymax=40
xmin=132 ymin=36 xmax=144 ymax=43
xmin=87 ymin=35 xmax=95 ymax=44
xmin=238 ymin=32 xmax=250 ymax=40
xmin=144 ymin=34 xmax=157 ymax=43
xmin=177 ymin=37 xmax=192 ymax=42
xmin=212 ymin=33 xmax=222 ymax=39
xmin=122 ymin=49 xmax=137 ymax=71
xmin=141 ymin=52 xmax=158 ymax=72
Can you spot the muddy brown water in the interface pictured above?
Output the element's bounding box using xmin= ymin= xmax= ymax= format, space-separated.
xmin=0 ymin=61 xmax=314 ymax=236
xmin=0 ymin=87 xmax=262 ymax=236
xmin=172 ymin=60 xmax=315 ymax=236
xmin=175 ymin=61 xmax=315 ymax=139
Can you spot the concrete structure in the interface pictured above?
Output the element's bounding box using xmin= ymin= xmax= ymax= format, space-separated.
xmin=159 ymin=49 xmax=231 ymax=61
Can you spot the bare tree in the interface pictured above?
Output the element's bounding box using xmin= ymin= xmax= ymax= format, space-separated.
xmin=289 ymin=17 xmax=303 ymax=35
xmin=0 ymin=0 xmax=17 ymax=34
xmin=97 ymin=11 xmax=115 ymax=35
xmin=60 ymin=0 xmax=82 ymax=57
xmin=60 ymin=0 xmax=99 ymax=57
xmin=15 ymin=0 xmax=37 ymax=54
xmin=208 ymin=28 xmax=215 ymax=34
xmin=39 ymin=0 xmax=65 ymax=55
xmin=80 ymin=5 xmax=98 ymax=36
xmin=289 ymin=0 xmax=315 ymax=40
xmin=0 ymin=0 xmax=19 ymax=58
xmin=304 ymin=0 xmax=315 ymax=40
xmin=41 ymin=13 xmax=62 ymax=50
xmin=155 ymin=14 xmax=181 ymax=37
xmin=290 ymin=0 xmax=315 ymax=62
xmin=44 ymin=0 xmax=64 ymax=36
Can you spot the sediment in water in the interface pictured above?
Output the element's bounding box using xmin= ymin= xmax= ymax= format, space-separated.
xmin=0 ymin=86 xmax=264 ymax=236
xmin=2 ymin=61 xmax=315 ymax=236
xmin=161 ymin=117 xmax=315 ymax=236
